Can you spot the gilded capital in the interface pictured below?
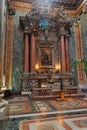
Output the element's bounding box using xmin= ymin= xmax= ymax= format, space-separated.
xmin=24 ymin=26 xmax=30 ymax=34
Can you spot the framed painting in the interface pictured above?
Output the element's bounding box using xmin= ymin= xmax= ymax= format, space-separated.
xmin=39 ymin=47 xmax=54 ymax=68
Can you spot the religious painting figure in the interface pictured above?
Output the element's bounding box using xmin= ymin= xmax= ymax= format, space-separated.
xmin=40 ymin=48 xmax=52 ymax=66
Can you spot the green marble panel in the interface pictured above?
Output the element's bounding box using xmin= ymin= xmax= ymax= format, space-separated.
xmin=12 ymin=10 xmax=26 ymax=92
xmin=80 ymin=14 xmax=87 ymax=58
xmin=69 ymin=26 xmax=78 ymax=84
xmin=69 ymin=27 xmax=76 ymax=64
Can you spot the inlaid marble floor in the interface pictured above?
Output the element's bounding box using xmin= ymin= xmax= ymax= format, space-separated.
xmin=19 ymin=115 xmax=87 ymax=130
xmin=5 ymin=95 xmax=87 ymax=130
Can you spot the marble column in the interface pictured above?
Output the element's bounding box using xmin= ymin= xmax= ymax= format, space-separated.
xmin=31 ymin=34 xmax=36 ymax=72
xmin=60 ymin=34 xmax=66 ymax=72
xmin=65 ymin=35 xmax=70 ymax=72
xmin=22 ymin=28 xmax=30 ymax=93
xmin=24 ymin=29 xmax=29 ymax=72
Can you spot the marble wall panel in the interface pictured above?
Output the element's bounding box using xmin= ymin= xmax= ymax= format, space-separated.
xmin=12 ymin=10 xmax=26 ymax=92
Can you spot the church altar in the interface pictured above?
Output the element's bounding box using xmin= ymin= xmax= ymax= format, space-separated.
xmin=22 ymin=72 xmax=84 ymax=99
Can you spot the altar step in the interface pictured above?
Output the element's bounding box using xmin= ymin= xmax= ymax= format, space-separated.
xmin=30 ymin=93 xmax=85 ymax=100
xmin=65 ymin=93 xmax=85 ymax=98
xmin=30 ymin=94 xmax=60 ymax=99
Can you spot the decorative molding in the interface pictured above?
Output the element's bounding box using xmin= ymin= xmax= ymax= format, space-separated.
xmin=10 ymin=1 xmax=31 ymax=12
xmin=10 ymin=0 xmax=83 ymax=10
xmin=83 ymin=1 xmax=87 ymax=16
xmin=66 ymin=0 xmax=87 ymax=16
xmin=8 ymin=7 xmax=15 ymax=15
xmin=20 ymin=6 xmax=72 ymax=39
xmin=10 ymin=0 xmax=84 ymax=16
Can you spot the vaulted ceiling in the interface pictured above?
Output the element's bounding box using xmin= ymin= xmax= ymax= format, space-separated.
xmin=11 ymin=0 xmax=83 ymax=10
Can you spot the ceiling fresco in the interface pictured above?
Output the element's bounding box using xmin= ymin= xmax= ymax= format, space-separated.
xmin=10 ymin=0 xmax=83 ymax=10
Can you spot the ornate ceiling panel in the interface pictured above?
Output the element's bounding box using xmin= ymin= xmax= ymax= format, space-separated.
xmin=11 ymin=0 xmax=83 ymax=10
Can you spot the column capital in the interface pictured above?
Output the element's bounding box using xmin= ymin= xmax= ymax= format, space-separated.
xmin=59 ymin=27 xmax=66 ymax=36
xmin=24 ymin=26 xmax=30 ymax=34
xmin=65 ymin=33 xmax=70 ymax=38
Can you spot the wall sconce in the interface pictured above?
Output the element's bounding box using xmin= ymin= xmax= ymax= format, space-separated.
xmin=35 ymin=64 xmax=39 ymax=73
xmin=55 ymin=64 xmax=61 ymax=73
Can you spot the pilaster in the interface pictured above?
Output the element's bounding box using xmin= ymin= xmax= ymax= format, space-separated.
xmin=74 ymin=23 xmax=85 ymax=84
xmin=5 ymin=16 xmax=14 ymax=86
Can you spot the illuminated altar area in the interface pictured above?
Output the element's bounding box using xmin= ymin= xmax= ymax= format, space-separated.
xmin=18 ymin=1 xmax=85 ymax=99
xmin=0 ymin=0 xmax=87 ymax=96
